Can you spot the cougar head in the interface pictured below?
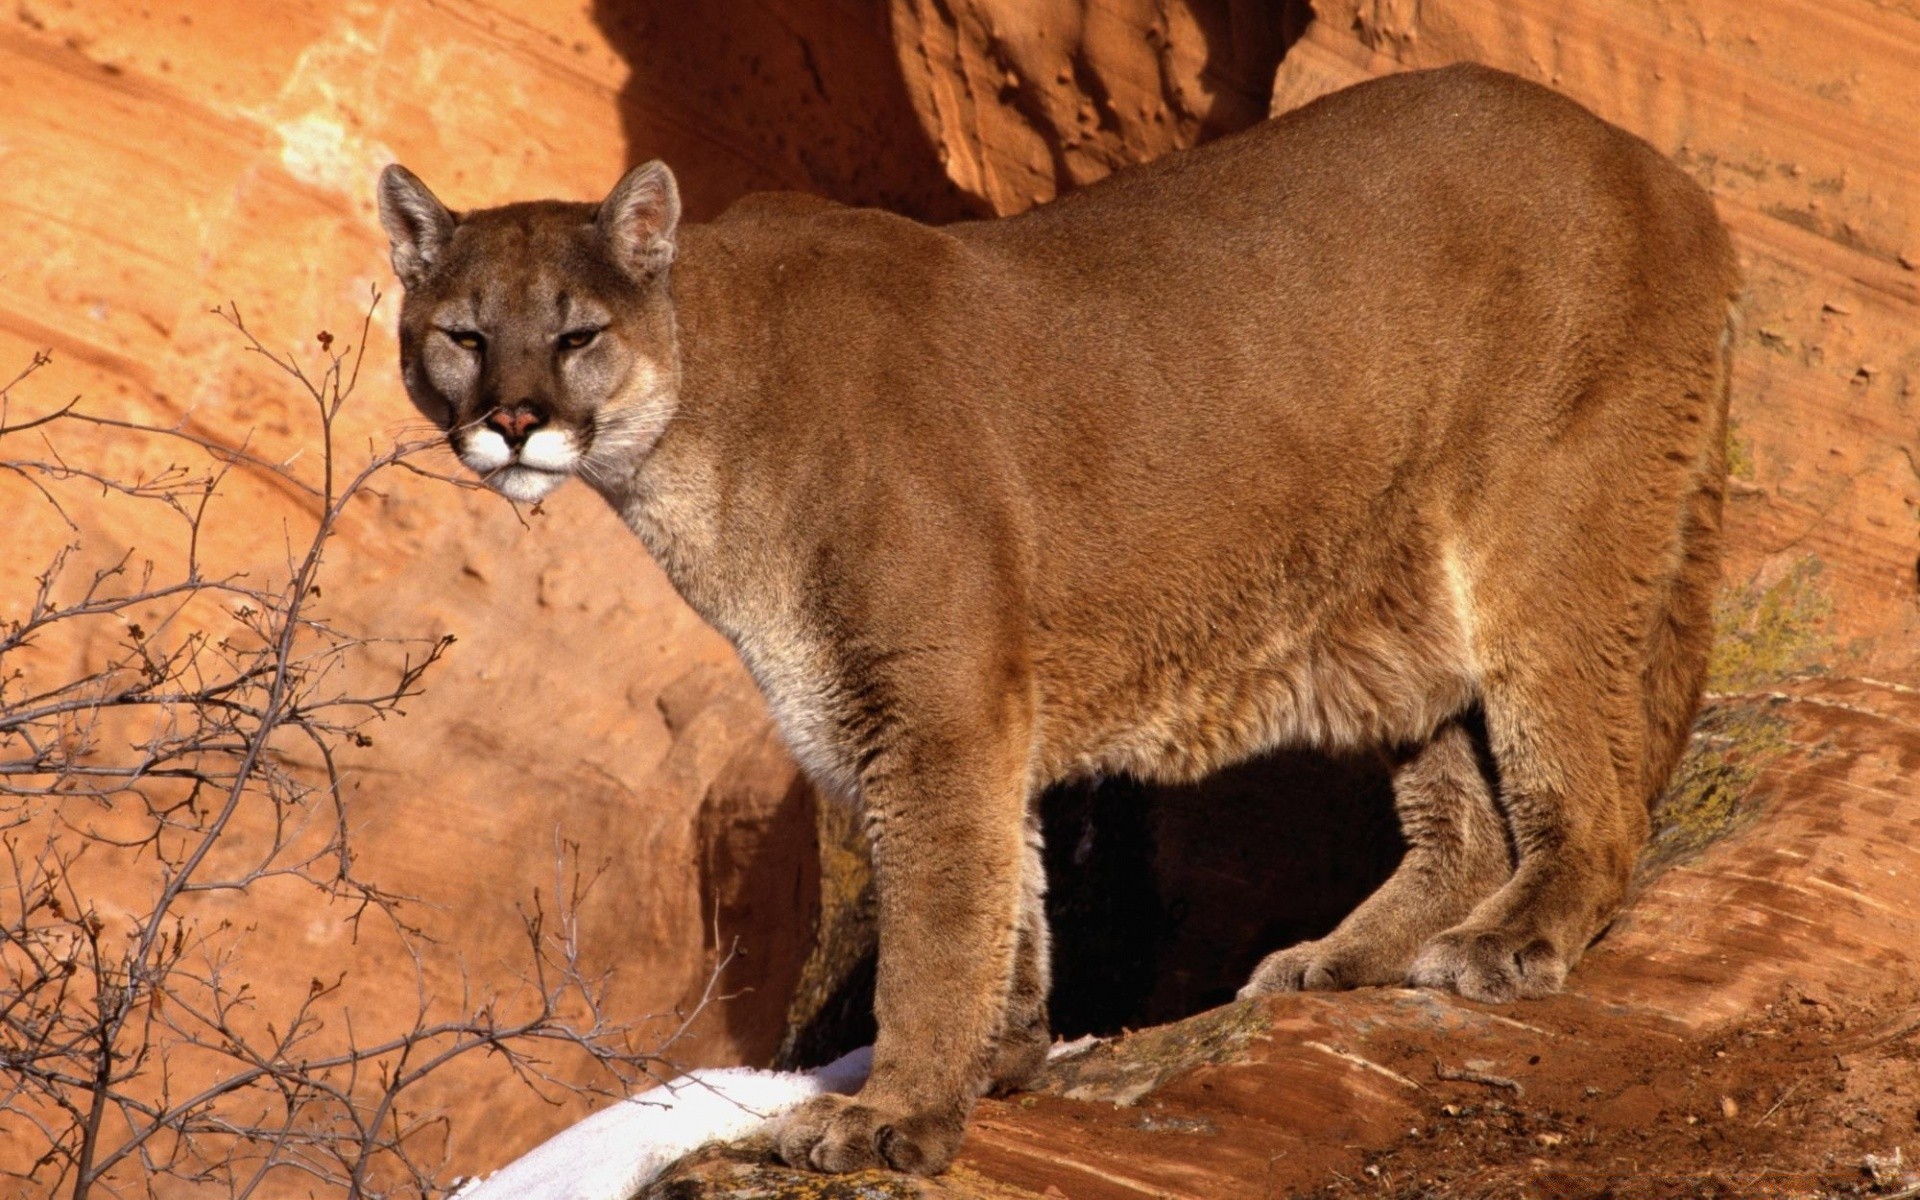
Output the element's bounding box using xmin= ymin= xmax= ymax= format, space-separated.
xmin=376 ymin=161 xmax=682 ymax=504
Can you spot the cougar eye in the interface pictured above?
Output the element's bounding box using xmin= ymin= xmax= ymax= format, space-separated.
xmin=442 ymin=328 xmax=485 ymax=353
xmin=556 ymin=328 xmax=601 ymax=351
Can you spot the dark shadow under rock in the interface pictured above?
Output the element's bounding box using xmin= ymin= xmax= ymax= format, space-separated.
xmin=775 ymin=746 xmax=1404 ymax=1067
xmin=589 ymin=0 xmax=975 ymax=222
xmin=1045 ymin=747 xmax=1403 ymax=1039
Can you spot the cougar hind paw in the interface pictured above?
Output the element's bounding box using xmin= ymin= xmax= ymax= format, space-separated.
xmin=1406 ymin=926 xmax=1569 ymax=1003
xmin=987 ymin=1015 xmax=1051 ymax=1095
xmin=1239 ymin=935 xmax=1416 ymax=998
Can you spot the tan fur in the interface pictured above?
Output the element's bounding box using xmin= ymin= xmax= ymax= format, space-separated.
xmin=379 ymin=64 xmax=1737 ymax=1176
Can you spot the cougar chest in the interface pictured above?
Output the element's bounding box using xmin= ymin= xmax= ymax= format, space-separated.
xmin=728 ymin=611 xmax=867 ymax=801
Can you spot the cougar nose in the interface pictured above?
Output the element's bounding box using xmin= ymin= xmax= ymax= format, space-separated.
xmin=486 ymin=403 xmax=545 ymax=446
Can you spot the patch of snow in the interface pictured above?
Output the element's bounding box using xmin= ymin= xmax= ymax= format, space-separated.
xmin=447 ymin=1034 xmax=1106 ymax=1199
xmin=1046 ymin=1034 xmax=1102 ymax=1063
xmin=447 ymin=1046 xmax=871 ymax=1200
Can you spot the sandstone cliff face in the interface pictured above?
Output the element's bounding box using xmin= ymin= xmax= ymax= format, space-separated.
xmin=0 ymin=0 xmax=866 ymax=1175
xmin=4 ymin=0 xmax=1918 ymax=1193
xmin=890 ymin=0 xmax=1305 ymax=212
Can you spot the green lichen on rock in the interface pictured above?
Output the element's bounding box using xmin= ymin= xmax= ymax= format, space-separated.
xmin=643 ymin=1142 xmax=923 ymax=1200
xmin=1642 ymin=556 xmax=1828 ymax=875
xmin=1642 ymin=699 xmax=1791 ymax=877
xmin=643 ymin=1143 xmax=1042 ymax=1199
xmin=1724 ymin=418 xmax=1757 ymax=481
xmin=1707 ymin=555 xmax=1834 ymax=693
xmin=1033 ymin=997 xmax=1269 ymax=1106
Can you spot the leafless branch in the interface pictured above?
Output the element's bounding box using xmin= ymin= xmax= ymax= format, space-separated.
xmin=0 ymin=294 xmax=699 ymax=1199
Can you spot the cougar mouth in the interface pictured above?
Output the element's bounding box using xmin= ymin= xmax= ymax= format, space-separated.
xmin=457 ymin=424 xmax=583 ymax=503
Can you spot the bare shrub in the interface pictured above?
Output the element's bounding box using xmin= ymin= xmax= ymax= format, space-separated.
xmin=0 ymin=298 xmax=684 ymax=1198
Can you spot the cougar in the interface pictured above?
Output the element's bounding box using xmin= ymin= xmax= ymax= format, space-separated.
xmin=378 ymin=64 xmax=1737 ymax=1176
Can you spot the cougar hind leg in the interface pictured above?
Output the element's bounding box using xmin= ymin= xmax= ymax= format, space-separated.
xmin=1240 ymin=716 xmax=1512 ymax=996
xmin=988 ymin=809 xmax=1051 ymax=1093
xmin=1408 ymin=534 xmax=1659 ymax=1002
xmin=1408 ymin=335 xmax=1727 ymax=1004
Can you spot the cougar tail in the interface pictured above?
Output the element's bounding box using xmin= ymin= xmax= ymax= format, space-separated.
xmin=1638 ymin=304 xmax=1736 ymax=804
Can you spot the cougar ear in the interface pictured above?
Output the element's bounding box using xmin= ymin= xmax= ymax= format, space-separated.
xmin=597 ymin=160 xmax=680 ymax=279
xmin=377 ymin=164 xmax=456 ymax=288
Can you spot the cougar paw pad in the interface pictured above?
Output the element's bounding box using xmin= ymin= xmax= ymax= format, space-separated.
xmin=773 ymin=1094 xmax=884 ymax=1174
xmin=1241 ymin=941 xmax=1335 ymax=997
xmin=875 ymin=1108 xmax=967 ymax=1176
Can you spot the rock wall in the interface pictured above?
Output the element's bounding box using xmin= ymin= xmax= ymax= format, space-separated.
xmin=891 ymin=0 xmax=1306 ymax=212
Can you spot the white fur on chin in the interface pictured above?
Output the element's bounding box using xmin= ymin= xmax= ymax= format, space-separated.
xmin=493 ymin=465 xmax=567 ymax=504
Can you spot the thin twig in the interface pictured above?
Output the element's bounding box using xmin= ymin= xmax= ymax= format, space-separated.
xmin=1750 ymin=1078 xmax=1803 ymax=1127
xmin=1433 ymin=1061 xmax=1524 ymax=1096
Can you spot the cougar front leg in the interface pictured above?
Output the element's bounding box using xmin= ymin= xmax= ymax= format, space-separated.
xmin=775 ymin=703 xmax=1033 ymax=1175
xmin=1241 ymin=717 xmax=1512 ymax=996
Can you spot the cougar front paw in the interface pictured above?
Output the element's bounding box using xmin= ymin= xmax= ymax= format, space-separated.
xmin=1407 ymin=926 xmax=1568 ymax=1003
xmin=773 ymin=1092 xmax=966 ymax=1176
xmin=1239 ymin=937 xmax=1409 ymax=997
